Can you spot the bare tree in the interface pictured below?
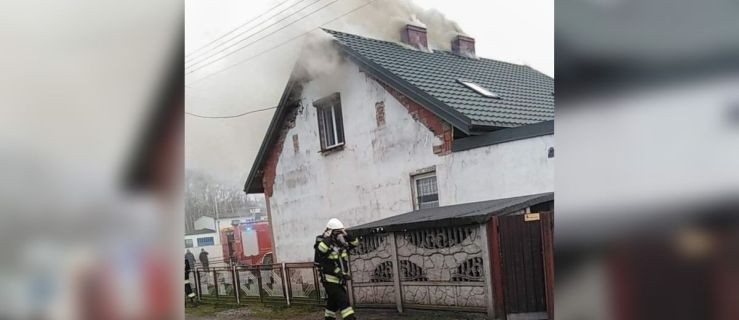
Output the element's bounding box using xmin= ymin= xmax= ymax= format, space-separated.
xmin=184 ymin=169 xmax=267 ymax=233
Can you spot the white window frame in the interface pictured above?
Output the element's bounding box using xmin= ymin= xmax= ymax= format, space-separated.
xmin=185 ymin=238 xmax=194 ymax=248
xmin=314 ymin=93 xmax=345 ymax=151
xmin=411 ymin=171 xmax=439 ymax=210
xmin=326 ymin=107 xmax=341 ymax=148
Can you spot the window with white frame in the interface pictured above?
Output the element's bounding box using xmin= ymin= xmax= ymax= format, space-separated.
xmin=314 ymin=93 xmax=345 ymax=151
xmin=185 ymin=239 xmax=193 ymax=248
xmin=412 ymin=172 xmax=439 ymax=209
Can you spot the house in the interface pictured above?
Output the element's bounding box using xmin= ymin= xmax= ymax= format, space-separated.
xmin=244 ymin=25 xmax=554 ymax=262
xmin=195 ymin=208 xmax=267 ymax=233
xmin=184 ymin=228 xmax=223 ymax=265
xmin=243 ymin=26 xmax=554 ymax=318
xmin=184 ymin=228 xmax=218 ymax=248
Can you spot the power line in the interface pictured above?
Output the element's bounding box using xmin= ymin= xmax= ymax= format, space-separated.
xmin=186 ymin=0 xmax=327 ymax=71
xmin=185 ymin=29 xmax=306 ymax=86
xmin=187 ymin=0 xmax=316 ymax=66
xmin=185 ymin=0 xmax=321 ymax=68
xmin=186 ymin=0 xmax=322 ymax=69
xmin=185 ymin=106 xmax=277 ymax=119
xmin=186 ymin=0 xmax=341 ymax=74
xmin=185 ymin=0 xmax=293 ymax=59
xmin=186 ymin=0 xmax=377 ymax=86
xmin=186 ymin=92 xmax=246 ymax=106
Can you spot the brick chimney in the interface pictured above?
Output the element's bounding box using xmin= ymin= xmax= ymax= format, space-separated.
xmin=401 ymin=24 xmax=428 ymax=50
xmin=452 ymin=35 xmax=475 ymax=57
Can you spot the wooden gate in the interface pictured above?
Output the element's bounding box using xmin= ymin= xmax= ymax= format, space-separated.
xmin=489 ymin=211 xmax=554 ymax=320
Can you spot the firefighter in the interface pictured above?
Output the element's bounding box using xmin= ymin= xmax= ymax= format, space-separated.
xmin=315 ymin=218 xmax=360 ymax=320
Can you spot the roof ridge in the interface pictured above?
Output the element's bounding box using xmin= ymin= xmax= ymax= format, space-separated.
xmin=323 ymin=28 xmax=537 ymax=69
xmin=322 ymin=28 xmax=404 ymax=46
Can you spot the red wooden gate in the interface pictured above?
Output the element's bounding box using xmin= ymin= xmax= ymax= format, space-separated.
xmin=489 ymin=211 xmax=554 ymax=320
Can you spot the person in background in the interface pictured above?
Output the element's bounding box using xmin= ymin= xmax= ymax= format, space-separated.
xmin=185 ymin=258 xmax=198 ymax=307
xmin=198 ymin=249 xmax=209 ymax=272
xmin=185 ymin=249 xmax=196 ymax=272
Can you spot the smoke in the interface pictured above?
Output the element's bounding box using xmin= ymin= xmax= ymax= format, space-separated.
xmin=334 ymin=0 xmax=467 ymax=51
xmin=293 ymin=30 xmax=346 ymax=81
xmin=293 ymin=0 xmax=469 ymax=80
xmin=295 ymin=0 xmax=464 ymax=80
xmin=185 ymin=0 xmax=469 ymax=196
xmin=409 ymin=14 xmax=426 ymax=28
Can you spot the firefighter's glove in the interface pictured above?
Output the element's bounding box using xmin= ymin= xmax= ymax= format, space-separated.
xmin=341 ymin=274 xmax=352 ymax=282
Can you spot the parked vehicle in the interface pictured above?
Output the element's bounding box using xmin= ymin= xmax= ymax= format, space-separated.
xmin=220 ymin=221 xmax=273 ymax=266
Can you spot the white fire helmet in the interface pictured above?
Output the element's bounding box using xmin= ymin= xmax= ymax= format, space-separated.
xmin=326 ymin=218 xmax=345 ymax=230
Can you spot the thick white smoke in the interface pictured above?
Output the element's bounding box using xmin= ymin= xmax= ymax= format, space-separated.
xmin=292 ymin=0 xmax=468 ymax=82
xmin=333 ymin=0 xmax=467 ymax=51
xmin=293 ymin=30 xmax=345 ymax=81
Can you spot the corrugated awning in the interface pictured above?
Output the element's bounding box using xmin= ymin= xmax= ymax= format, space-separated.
xmin=348 ymin=192 xmax=553 ymax=236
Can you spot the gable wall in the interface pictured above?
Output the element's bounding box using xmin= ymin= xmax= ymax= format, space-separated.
xmin=263 ymin=62 xmax=553 ymax=262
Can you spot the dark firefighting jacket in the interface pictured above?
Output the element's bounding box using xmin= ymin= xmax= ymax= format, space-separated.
xmin=314 ymin=233 xmax=359 ymax=284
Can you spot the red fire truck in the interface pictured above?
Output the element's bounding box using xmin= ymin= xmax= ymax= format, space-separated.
xmin=220 ymin=221 xmax=273 ymax=266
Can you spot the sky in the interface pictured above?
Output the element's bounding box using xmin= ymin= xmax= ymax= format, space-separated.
xmin=185 ymin=0 xmax=553 ymax=189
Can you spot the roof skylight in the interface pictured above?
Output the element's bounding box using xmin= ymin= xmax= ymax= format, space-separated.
xmin=458 ymin=79 xmax=500 ymax=99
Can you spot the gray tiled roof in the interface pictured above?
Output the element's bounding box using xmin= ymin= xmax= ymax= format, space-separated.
xmin=324 ymin=29 xmax=554 ymax=128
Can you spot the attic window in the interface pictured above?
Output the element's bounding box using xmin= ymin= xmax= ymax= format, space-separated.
xmin=458 ymin=79 xmax=500 ymax=99
xmin=313 ymin=93 xmax=345 ymax=152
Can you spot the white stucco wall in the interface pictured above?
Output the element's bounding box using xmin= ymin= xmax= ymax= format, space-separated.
xmin=267 ymin=62 xmax=554 ymax=262
xmin=184 ymin=232 xmax=223 ymax=264
xmin=440 ymin=135 xmax=554 ymax=204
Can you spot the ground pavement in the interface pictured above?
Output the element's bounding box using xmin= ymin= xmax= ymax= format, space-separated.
xmin=185 ymin=304 xmax=488 ymax=320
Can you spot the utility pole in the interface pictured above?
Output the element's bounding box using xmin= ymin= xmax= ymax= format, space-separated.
xmin=214 ymin=189 xmax=220 ymax=247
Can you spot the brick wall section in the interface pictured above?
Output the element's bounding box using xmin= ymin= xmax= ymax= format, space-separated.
xmin=377 ymin=81 xmax=453 ymax=155
xmin=262 ymin=105 xmax=301 ymax=197
xmin=375 ymin=101 xmax=386 ymax=127
xmin=292 ymin=134 xmax=299 ymax=154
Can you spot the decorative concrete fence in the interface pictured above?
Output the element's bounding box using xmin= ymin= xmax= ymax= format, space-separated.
xmin=188 ymin=225 xmax=495 ymax=315
xmin=189 ymin=196 xmax=553 ymax=320
xmin=349 ymin=224 xmax=492 ymax=313
xmin=189 ymin=225 xmax=491 ymax=313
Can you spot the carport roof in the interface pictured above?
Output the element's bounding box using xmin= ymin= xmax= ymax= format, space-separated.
xmin=348 ymin=192 xmax=553 ymax=235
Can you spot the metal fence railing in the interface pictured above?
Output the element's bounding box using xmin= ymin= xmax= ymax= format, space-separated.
xmin=190 ymin=259 xmax=486 ymax=314
xmin=190 ymin=263 xmax=324 ymax=307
